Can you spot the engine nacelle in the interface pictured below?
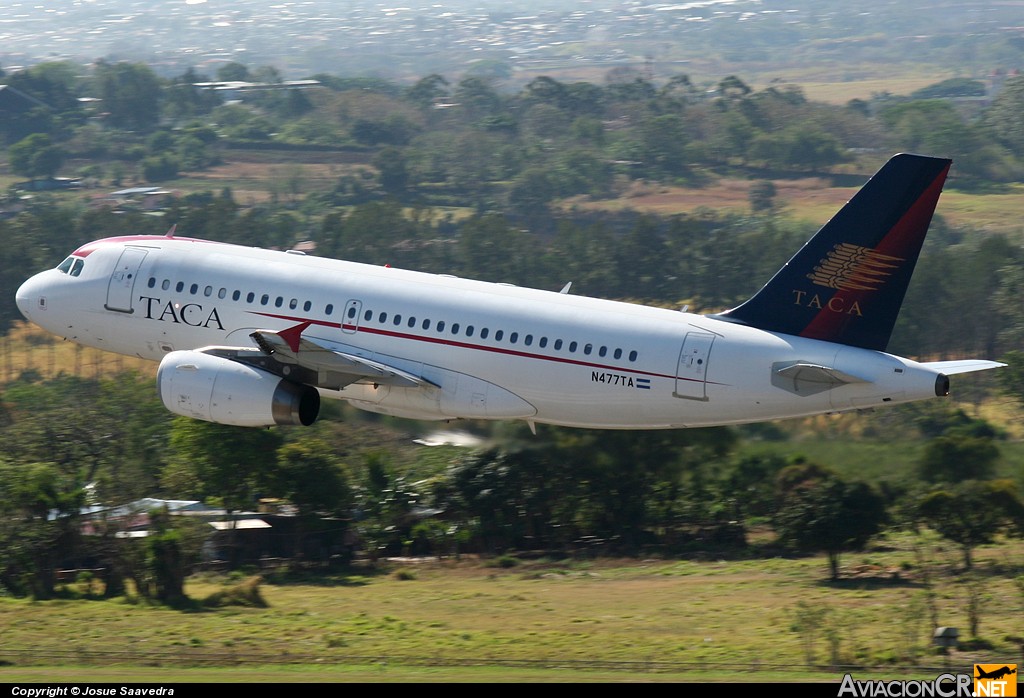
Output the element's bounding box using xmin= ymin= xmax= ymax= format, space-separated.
xmin=157 ymin=350 xmax=320 ymax=427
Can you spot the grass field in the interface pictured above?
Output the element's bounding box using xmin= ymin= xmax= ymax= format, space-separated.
xmin=0 ymin=535 xmax=1021 ymax=684
xmin=564 ymin=178 xmax=1024 ymax=238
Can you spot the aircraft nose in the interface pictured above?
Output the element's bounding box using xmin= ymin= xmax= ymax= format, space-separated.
xmin=16 ymin=274 xmax=46 ymax=322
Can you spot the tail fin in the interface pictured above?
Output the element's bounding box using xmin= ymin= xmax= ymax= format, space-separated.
xmin=713 ymin=153 xmax=951 ymax=351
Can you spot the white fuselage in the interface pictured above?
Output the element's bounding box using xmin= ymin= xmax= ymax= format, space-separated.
xmin=16 ymin=236 xmax=947 ymax=429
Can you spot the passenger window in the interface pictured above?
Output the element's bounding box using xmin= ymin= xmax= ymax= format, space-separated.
xmin=524 ymin=335 xmax=533 ymax=346
xmin=584 ymin=344 xmax=592 ymax=355
xmin=466 ymin=326 xmax=474 ymax=337
xmin=176 ymin=282 xmax=185 ymax=292
xmin=204 ymin=285 xmax=213 ymax=297
xmin=480 ymin=328 xmax=489 ymax=339
xmin=261 ymin=294 xmax=269 ymax=305
xmin=554 ymin=339 xmax=563 ymax=350
xmin=247 ymin=292 xmax=255 ymax=303
xmin=495 ymin=330 xmax=504 ymax=341
xmin=232 ymin=290 xmax=241 ymax=301
xmin=289 ymin=298 xmax=298 ymax=310
xmin=275 ymin=297 xmax=283 ymax=308
xmin=303 ymin=301 xmax=312 ymax=311
xmin=364 ymin=310 xmax=372 ymax=321
xmin=422 ymin=319 xmax=431 ymax=330
xmin=379 ymin=312 xmax=387 ymax=323
xmin=394 ymin=315 xmax=402 ymax=326
xmin=539 ymin=337 xmax=547 ymax=348
xmin=437 ymin=321 xmax=446 ymax=332
xmin=569 ymin=341 xmax=577 ymax=353
xmin=147 ymin=277 xmax=156 ymax=288
xmin=190 ymin=284 xmax=198 ymax=294
xmin=162 ymin=280 xmax=170 ymax=291
xmin=408 ymin=317 xmax=416 ymax=328
xmin=614 ymin=348 xmax=622 ymax=360
xmin=629 ymin=350 xmax=638 ymax=362
xmin=599 ymin=346 xmax=607 ymax=357
xmin=218 ymin=288 xmax=227 ymax=299
xmin=451 ymin=323 xmax=460 ymax=334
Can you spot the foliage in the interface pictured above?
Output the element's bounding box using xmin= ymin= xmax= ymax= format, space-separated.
xmin=8 ymin=133 xmax=65 ymax=179
xmin=201 ymin=575 xmax=268 ymax=608
xmin=6 ymin=57 xmax=1024 ymax=581
xmin=918 ymin=479 xmax=1024 ymax=569
xmin=772 ymin=462 xmax=887 ymax=580
xmin=916 ymin=433 xmax=1000 ymax=484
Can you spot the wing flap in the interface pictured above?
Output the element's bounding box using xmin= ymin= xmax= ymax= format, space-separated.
xmin=249 ymin=328 xmax=435 ymax=389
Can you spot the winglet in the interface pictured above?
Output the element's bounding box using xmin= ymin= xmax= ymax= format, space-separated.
xmin=713 ymin=154 xmax=952 ymax=351
xmin=278 ymin=322 xmax=311 ymax=353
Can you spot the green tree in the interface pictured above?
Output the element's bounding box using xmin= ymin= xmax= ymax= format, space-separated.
xmin=373 ymin=146 xmax=410 ymax=196
xmin=163 ymin=418 xmax=282 ymax=513
xmin=0 ymin=460 xmax=84 ymax=599
xmin=216 ymin=62 xmax=250 ymax=83
xmin=274 ymin=440 xmax=354 ymax=562
xmin=919 ymin=480 xmax=1024 ymax=569
xmin=162 ymin=67 xmax=222 ymax=121
xmin=982 ymin=75 xmax=1024 ymax=155
xmin=773 ymin=463 xmax=887 ymax=580
xmin=406 ymin=73 xmax=449 ymax=109
xmin=92 ymin=61 xmax=162 ymax=131
xmin=917 ymin=433 xmax=1000 ymax=484
xmin=8 ymin=133 xmax=65 ymax=179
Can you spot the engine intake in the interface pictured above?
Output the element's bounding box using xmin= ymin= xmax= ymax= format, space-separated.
xmin=157 ymin=350 xmax=320 ymax=427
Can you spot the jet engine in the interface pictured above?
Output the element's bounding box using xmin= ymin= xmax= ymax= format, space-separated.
xmin=157 ymin=350 xmax=320 ymax=427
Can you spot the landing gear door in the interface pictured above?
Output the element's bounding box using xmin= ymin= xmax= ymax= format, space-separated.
xmin=674 ymin=332 xmax=715 ymax=401
xmin=105 ymin=247 xmax=148 ymax=313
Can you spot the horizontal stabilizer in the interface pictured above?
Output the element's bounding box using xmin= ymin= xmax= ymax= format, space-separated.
xmin=772 ymin=361 xmax=866 ymax=396
xmin=921 ymin=359 xmax=1007 ymax=375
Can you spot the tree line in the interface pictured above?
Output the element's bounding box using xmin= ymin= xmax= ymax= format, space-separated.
xmin=2 ymin=60 xmax=1024 ymax=607
xmin=0 ymin=371 xmax=1021 ymax=603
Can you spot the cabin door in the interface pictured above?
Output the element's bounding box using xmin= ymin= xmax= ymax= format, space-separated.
xmin=674 ymin=332 xmax=715 ymax=401
xmin=105 ymin=247 xmax=148 ymax=313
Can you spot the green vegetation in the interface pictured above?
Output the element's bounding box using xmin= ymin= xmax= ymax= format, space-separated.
xmin=0 ymin=536 xmax=1021 ymax=681
xmin=3 ymin=51 xmax=1024 ymax=679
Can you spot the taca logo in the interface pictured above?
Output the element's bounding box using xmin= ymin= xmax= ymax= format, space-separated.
xmin=808 ymin=242 xmax=904 ymax=291
xmin=139 ymin=296 xmax=225 ymax=330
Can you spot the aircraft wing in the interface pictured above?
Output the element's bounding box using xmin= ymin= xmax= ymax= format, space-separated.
xmin=921 ymin=360 xmax=1007 ymax=375
xmin=247 ymin=327 xmax=434 ymax=390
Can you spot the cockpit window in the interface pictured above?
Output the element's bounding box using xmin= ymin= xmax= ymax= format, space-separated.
xmin=56 ymin=256 xmax=85 ymax=277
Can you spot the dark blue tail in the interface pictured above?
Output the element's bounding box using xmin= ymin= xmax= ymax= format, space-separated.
xmin=713 ymin=153 xmax=951 ymax=351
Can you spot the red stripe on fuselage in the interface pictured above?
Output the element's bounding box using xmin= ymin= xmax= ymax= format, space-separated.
xmin=248 ymin=310 xmax=713 ymax=385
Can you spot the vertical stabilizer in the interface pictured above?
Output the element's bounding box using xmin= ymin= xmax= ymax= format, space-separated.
xmin=713 ymin=153 xmax=951 ymax=351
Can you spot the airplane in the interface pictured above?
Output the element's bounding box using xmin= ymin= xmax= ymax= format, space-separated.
xmin=975 ymin=666 xmax=1017 ymax=681
xmin=14 ymin=153 xmax=1005 ymax=431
